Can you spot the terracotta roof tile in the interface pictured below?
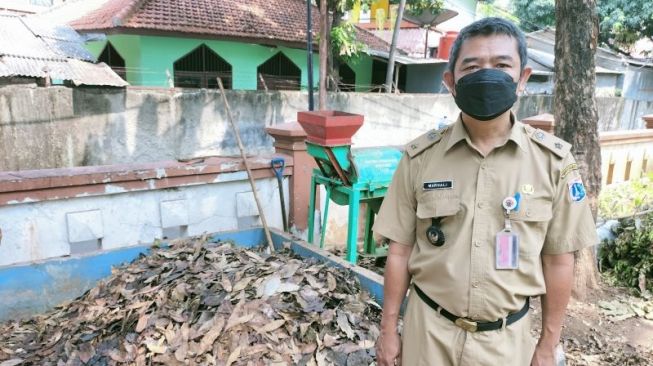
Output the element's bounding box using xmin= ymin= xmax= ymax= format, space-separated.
xmin=355 ymin=26 xmax=392 ymax=53
xmin=71 ymin=0 xmax=318 ymax=46
xmin=70 ymin=0 xmax=390 ymax=51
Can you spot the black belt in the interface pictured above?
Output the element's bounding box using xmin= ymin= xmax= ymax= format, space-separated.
xmin=413 ymin=284 xmax=530 ymax=333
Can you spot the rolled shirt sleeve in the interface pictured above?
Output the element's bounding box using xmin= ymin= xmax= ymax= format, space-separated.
xmin=543 ymin=153 xmax=599 ymax=254
xmin=373 ymin=153 xmax=417 ymax=246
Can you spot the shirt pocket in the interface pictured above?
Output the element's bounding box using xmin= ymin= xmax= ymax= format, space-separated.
xmin=416 ymin=195 xmax=461 ymax=248
xmin=508 ymin=199 xmax=553 ymax=256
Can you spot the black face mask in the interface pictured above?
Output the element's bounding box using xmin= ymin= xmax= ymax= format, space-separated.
xmin=453 ymin=69 xmax=518 ymax=121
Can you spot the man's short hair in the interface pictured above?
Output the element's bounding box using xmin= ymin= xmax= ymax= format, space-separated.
xmin=447 ymin=17 xmax=528 ymax=74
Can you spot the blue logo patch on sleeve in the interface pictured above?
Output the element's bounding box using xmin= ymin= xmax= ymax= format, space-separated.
xmin=568 ymin=178 xmax=586 ymax=202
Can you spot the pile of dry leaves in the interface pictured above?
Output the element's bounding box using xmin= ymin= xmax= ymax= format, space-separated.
xmin=0 ymin=238 xmax=381 ymax=365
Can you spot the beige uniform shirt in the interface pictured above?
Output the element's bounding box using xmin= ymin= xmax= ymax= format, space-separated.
xmin=373 ymin=116 xmax=598 ymax=321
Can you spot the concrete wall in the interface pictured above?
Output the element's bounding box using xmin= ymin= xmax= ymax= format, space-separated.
xmin=3 ymin=85 xmax=653 ymax=171
xmin=0 ymin=157 xmax=290 ymax=267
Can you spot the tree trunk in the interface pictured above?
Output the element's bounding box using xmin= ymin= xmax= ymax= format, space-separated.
xmin=384 ymin=0 xmax=406 ymax=93
xmin=318 ymin=0 xmax=328 ymax=109
xmin=554 ymin=0 xmax=601 ymax=299
xmin=329 ymin=9 xmax=343 ymax=92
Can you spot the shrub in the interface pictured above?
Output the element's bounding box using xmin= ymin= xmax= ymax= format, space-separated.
xmin=599 ymin=173 xmax=653 ymax=219
xmin=599 ymin=211 xmax=653 ymax=293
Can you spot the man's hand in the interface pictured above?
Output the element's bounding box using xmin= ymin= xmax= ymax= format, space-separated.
xmin=376 ymin=328 xmax=402 ymax=366
xmin=530 ymin=342 xmax=555 ymax=366
xmin=376 ymin=241 xmax=412 ymax=366
xmin=533 ymin=252 xmax=574 ymax=366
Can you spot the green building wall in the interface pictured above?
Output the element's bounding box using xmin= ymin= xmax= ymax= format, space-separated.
xmin=86 ymin=34 xmax=373 ymax=92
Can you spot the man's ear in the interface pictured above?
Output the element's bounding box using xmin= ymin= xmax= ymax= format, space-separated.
xmin=443 ymin=70 xmax=456 ymax=96
xmin=517 ymin=66 xmax=532 ymax=94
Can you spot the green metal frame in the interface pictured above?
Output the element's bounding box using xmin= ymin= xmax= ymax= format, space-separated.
xmin=307 ymin=169 xmax=389 ymax=263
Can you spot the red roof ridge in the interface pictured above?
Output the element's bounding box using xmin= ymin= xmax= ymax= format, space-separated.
xmin=354 ymin=25 xmax=392 ymax=49
xmin=112 ymin=0 xmax=146 ymax=26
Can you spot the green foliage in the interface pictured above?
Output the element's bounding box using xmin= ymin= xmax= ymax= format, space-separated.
xmin=324 ymin=0 xmax=443 ymax=64
xmin=599 ymin=174 xmax=653 ymax=219
xmin=510 ymin=0 xmax=555 ymax=32
xmin=599 ymin=211 xmax=653 ymax=293
xmin=477 ymin=1 xmax=519 ymax=23
xmin=508 ymin=0 xmax=653 ymax=52
xmin=403 ymin=0 xmax=444 ymax=17
xmin=331 ymin=22 xmax=367 ymax=63
xmin=597 ymin=0 xmax=653 ymax=53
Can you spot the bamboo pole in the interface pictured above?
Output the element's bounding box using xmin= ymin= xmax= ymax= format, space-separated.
xmin=217 ymin=78 xmax=275 ymax=253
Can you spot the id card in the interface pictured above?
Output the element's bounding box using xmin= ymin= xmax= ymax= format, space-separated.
xmin=495 ymin=231 xmax=519 ymax=270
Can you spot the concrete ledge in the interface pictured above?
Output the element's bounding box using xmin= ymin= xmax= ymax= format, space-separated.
xmin=599 ymin=129 xmax=653 ymax=146
xmin=0 ymin=155 xmax=293 ymax=206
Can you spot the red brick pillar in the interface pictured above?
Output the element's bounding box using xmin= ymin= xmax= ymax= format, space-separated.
xmin=643 ymin=114 xmax=653 ymax=129
xmin=522 ymin=113 xmax=555 ymax=134
xmin=266 ymin=122 xmax=317 ymax=231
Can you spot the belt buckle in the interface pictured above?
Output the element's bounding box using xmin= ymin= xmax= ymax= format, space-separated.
xmin=455 ymin=318 xmax=478 ymax=332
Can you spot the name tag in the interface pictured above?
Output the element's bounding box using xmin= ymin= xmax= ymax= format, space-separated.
xmin=423 ymin=181 xmax=453 ymax=190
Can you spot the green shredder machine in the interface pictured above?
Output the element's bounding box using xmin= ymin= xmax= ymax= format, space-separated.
xmin=297 ymin=111 xmax=402 ymax=264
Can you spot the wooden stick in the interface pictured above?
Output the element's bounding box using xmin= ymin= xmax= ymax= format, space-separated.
xmin=258 ymin=73 xmax=268 ymax=92
xmin=217 ymin=78 xmax=276 ymax=253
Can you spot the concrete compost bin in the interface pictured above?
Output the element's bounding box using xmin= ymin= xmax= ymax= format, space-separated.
xmin=0 ymin=228 xmax=384 ymax=322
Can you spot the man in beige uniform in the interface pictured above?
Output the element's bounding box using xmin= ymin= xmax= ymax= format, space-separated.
xmin=373 ymin=18 xmax=598 ymax=366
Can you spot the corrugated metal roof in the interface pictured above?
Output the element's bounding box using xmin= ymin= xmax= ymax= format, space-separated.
xmin=368 ymin=49 xmax=449 ymax=65
xmin=21 ymin=16 xmax=84 ymax=42
xmin=0 ymin=15 xmax=60 ymax=60
xmin=0 ymin=14 xmax=127 ymax=87
xmin=0 ymin=56 xmax=128 ymax=86
xmin=40 ymin=37 xmax=95 ymax=61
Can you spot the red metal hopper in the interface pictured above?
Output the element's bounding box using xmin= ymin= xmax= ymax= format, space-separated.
xmin=297 ymin=111 xmax=364 ymax=146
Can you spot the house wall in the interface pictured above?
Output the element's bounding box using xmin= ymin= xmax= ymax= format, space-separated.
xmin=596 ymin=73 xmax=620 ymax=97
xmin=87 ymin=35 xmax=322 ymax=90
xmin=405 ymin=63 xmax=448 ymax=93
xmin=87 ymin=35 xmax=143 ymax=85
xmin=84 ymin=34 xmax=389 ymax=93
xmin=348 ymin=56 xmax=373 ymax=92
xmin=623 ymin=65 xmax=653 ymax=102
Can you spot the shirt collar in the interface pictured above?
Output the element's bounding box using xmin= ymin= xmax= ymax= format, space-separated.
xmin=444 ymin=113 xmax=526 ymax=153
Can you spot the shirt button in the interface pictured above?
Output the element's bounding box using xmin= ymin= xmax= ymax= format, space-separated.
xmin=526 ymin=210 xmax=532 ymax=217
xmin=474 ymin=241 xmax=481 ymax=247
xmin=477 ymin=202 xmax=484 ymax=209
xmin=472 ymin=282 xmax=479 ymax=288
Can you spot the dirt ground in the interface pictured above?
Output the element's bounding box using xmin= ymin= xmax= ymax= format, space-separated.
xmin=531 ymin=287 xmax=653 ymax=365
xmin=353 ymin=254 xmax=653 ymax=365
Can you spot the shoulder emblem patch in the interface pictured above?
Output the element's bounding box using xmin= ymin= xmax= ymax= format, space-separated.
xmin=527 ymin=128 xmax=571 ymax=159
xmin=568 ymin=177 xmax=587 ymax=202
xmin=406 ymin=127 xmax=448 ymax=158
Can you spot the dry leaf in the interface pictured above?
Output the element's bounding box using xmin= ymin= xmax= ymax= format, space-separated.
xmin=145 ymin=338 xmax=167 ymax=354
xmin=198 ymin=317 xmax=225 ymax=355
xmin=0 ymin=360 xmax=23 ymax=366
xmin=225 ymin=313 xmax=255 ymax=331
xmin=225 ymin=346 xmax=241 ymax=366
xmin=77 ymin=343 xmax=95 ymax=363
xmin=256 ymin=319 xmax=285 ymax=334
xmin=0 ymin=239 xmax=384 ymax=365
xmin=135 ymin=314 xmax=149 ymax=333
xmin=337 ymin=311 xmax=355 ymax=340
